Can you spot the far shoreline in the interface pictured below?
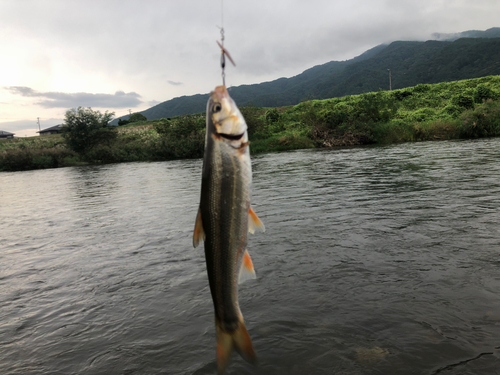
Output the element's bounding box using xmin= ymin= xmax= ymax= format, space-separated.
xmin=2 ymin=76 xmax=500 ymax=173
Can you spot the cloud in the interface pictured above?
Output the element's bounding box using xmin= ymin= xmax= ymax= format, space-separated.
xmin=167 ymin=80 xmax=183 ymax=86
xmin=0 ymin=118 xmax=63 ymax=133
xmin=2 ymin=0 xmax=500 ymax=124
xmin=5 ymin=87 xmax=143 ymax=109
xmin=147 ymin=100 xmax=161 ymax=106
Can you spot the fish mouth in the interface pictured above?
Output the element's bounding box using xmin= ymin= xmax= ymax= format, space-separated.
xmin=218 ymin=132 xmax=245 ymax=141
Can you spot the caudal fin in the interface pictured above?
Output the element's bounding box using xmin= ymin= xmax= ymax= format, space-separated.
xmin=215 ymin=318 xmax=256 ymax=374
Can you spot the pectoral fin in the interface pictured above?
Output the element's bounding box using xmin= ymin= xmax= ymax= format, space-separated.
xmin=193 ymin=208 xmax=205 ymax=248
xmin=248 ymin=206 xmax=265 ymax=234
xmin=238 ymin=250 xmax=256 ymax=284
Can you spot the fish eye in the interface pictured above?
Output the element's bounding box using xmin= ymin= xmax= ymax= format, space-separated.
xmin=213 ymin=104 xmax=222 ymax=113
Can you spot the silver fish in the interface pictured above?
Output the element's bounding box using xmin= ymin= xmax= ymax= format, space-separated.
xmin=193 ymin=85 xmax=265 ymax=374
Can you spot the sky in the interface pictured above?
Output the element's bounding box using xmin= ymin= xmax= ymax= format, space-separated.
xmin=1 ymin=0 xmax=499 ymax=137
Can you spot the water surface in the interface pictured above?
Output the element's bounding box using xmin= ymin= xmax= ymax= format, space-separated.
xmin=1 ymin=138 xmax=500 ymax=374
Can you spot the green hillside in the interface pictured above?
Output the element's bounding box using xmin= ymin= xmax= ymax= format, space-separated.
xmin=111 ymin=28 xmax=500 ymax=124
xmin=248 ymin=75 xmax=500 ymax=151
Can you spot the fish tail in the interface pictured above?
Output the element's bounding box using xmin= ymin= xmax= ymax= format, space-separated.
xmin=215 ymin=318 xmax=256 ymax=374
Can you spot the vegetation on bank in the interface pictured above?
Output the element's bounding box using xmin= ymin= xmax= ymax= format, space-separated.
xmin=1 ymin=75 xmax=500 ymax=172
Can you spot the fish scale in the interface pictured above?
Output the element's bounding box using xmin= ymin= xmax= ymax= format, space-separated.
xmin=204 ymin=140 xmax=249 ymax=329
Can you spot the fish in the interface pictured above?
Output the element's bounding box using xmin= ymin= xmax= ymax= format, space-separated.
xmin=193 ymin=85 xmax=265 ymax=374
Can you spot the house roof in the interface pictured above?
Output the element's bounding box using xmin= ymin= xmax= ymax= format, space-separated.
xmin=37 ymin=124 xmax=63 ymax=133
xmin=0 ymin=130 xmax=15 ymax=136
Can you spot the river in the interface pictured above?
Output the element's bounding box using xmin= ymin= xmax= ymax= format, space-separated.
xmin=1 ymin=138 xmax=500 ymax=374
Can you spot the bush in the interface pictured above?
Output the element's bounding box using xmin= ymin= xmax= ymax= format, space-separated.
xmin=154 ymin=115 xmax=205 ymax=159
xmin=33 ymin=155 xmax=55 ymax=169
xmin=322 ymin=109 xmax=349 ymax=129
xmin=410 ymin=120 xmax=460 ymax=142
xmin=452 ymin=95 xmax=474 ymax=109
xmin=410 ymin=108 xmax=436 ymax=122
xmin=152 ymin=118 xmax=172 ymax=135
xmin=459 ymin=100 xmax=500 ymax=138
xmin=0 ymin=147 xmax=79 ymax=171
xmin=239 ymin=106 xmax=266 ymax=137
xmin=413 ymin=84 xmax=431 ymax=93
xmin=311 ymin=124 xmax=374 ymax=147
xmin=250 ymin=132 xmax=315 ymax=153
xmin=0 ymin=149 xmax=33 ymax=171
xmin=392 ymin=90 xmax=413 ymax=101
xmin=353 ymin=92 xmax=397 ymax=123
xmin=442 ymin=104 xmax=462 ymax=118
xmin=265 ymin=108 xmax=280 ymax=123
xmin=298 ymin=101 xmax=323 ymax=127
xmin=85 ymin=145 xmax=117 ymax=163
xmin=474 ymin=85 xmax=497 ymax=103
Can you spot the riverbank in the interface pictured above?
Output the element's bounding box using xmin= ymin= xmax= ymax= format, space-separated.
xmin=1 ymin=75 xmax=500 ymax=172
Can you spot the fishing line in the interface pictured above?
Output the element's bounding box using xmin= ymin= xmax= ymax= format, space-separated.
xmin=220 ymin=28 xmax=226 ymax=86
xmin=217 ymin=0 xmax=235 ymax=87
xmin=220 ymin=0 xmax=225 ymax=86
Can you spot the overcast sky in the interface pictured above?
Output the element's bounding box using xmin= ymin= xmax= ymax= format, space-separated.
xmin=1 ymin=0 xmax=499 ymax=136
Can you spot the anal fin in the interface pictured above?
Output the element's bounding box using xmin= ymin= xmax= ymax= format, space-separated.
xmin=238 ymin=249 xmax=256 ymax=284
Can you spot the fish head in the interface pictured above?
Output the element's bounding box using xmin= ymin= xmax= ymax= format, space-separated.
xmin=207 ymin=86 xmax=249 ymax=148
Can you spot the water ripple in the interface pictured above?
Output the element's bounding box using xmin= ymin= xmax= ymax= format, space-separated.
xmin=1 ymin=139 xmax=500 ymax=374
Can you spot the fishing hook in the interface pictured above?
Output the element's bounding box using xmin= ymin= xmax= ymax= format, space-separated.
xmin=217 ymin=27 xmax=235 ymax=87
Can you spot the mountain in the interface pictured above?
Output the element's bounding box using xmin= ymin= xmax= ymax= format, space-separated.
xmin=312 ymin=37 xmax=500 ymax=98
xmin=111 ymin=28 xmax=500 ymax=124
xmin=432 ymin=27 xmax=500 ymax=41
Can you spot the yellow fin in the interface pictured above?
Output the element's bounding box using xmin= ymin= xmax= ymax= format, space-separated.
xmin=238 ymin=250 xmax=256 ymax=284
xmin=248 ymin=206 xmax=265 ymax=234
xmin=216 ymin=318 xmax=256 ymax=374
xmin=193 ymin=208 xmax=205 ymax=248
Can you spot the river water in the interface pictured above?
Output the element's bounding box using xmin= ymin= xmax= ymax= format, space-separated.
xmin=1 ymin=138 xmax=500 ymax=375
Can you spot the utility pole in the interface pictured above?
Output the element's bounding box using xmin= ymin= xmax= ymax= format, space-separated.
xmin=37 ymin=117 xmax=41 ymax=132
xmin=387 ymin=69 xmax=392 ymax=91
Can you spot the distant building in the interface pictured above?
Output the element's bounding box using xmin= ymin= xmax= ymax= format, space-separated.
xmin=38 ymin=124 xmax=63 ymax=135
xmin=0 ymin=130 xmax=15 ymax=139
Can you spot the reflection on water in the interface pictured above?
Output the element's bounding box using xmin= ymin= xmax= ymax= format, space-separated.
xmin=1 ymin=139 xmax=500 ymax=374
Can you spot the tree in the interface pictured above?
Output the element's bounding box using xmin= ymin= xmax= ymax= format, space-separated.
xmin=128 ymin=113 xmax=147 ymax=123
xmin=62 ymin=107 xmax=116 ymax=156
